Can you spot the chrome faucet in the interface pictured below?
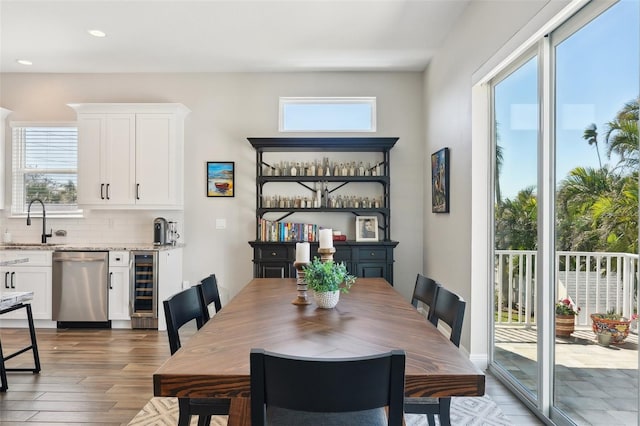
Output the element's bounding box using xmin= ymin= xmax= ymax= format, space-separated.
xmin=26 ymin=198 xmax=52 ymax=244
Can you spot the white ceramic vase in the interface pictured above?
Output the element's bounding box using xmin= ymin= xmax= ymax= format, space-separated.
xmin=314 ymin=290 xmax=340 ymax=309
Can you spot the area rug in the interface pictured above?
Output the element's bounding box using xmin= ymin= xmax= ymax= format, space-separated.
xmin=128 ymin=395 xmax=511 ymax=425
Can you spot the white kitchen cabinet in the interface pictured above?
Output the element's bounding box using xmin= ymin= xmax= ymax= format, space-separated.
xmin=0 ymin=251 xmax=52 ymax=321
xmin=108 ymin=251 xmax=130 ymax=321
xmin=157 ymin=248 xmax=183 ymax=331
xmin=76 ymin=113 xmax=135 ymax=205
xmin=69 ymin=103 xmax=189 ymax=209
xmin=0 ymin=108 xmax=11 ymax=210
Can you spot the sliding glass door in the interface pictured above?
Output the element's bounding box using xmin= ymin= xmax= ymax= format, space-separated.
xmin=489 ymin=0 xmax=639 ymax=424
xmin=492 ymin=53 xmax=540 ymax=400
xmin=552 ymin=2 xmax=639 ymax=423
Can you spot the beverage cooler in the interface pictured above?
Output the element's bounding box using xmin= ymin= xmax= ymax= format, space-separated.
xmin=130 ymin=251 xmax=158 ymax=329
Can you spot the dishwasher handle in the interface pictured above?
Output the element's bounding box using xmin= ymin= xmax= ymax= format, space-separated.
xmin=53 ymin=257 xmax=106 ymax=262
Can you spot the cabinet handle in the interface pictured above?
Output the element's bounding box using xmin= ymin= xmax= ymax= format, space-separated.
xmin=136 ymin=184 xmax=140 ymax=200
xmin=101 ymin=184 xmax=105 ymax=200
xmin=10 ymin=271 xmax=15 ymax=289
xmin=4 ymin=272 xmax=8 ymax=289
xmin=106 ymin=184 xmax=110 ymax=200
xmin=370 ymin=252 xmax=375 ymax=256
xmin=109 ymin=272 xmax=113 ymax=290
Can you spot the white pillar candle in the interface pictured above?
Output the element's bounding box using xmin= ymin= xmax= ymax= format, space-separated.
xmin=319 ymin=229 xmax=333 ymax=249
xmin=295 ymin=242 xmax=310 ymax=262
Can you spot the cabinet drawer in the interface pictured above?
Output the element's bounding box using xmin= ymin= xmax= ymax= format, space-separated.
xmin=109 ymin=251 xmax=129 ymax=267
xmin=333 ymin=248 xmax=352 ymax=262
xmin=357 ymin=248 xmax=387 ymax=262
xmin=257 ymin=246 xmax=290 ymax=261
xmin=0 ymin=250 xmax=52 ymax=267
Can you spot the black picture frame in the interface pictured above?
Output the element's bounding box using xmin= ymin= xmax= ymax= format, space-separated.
xmin=431 ymin=148 xmax=449 ymax=213
xmin=207 ymin=161 xmax=235 ymax=197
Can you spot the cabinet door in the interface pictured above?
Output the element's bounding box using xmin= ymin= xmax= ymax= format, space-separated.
xmin=108 ymin=267 xmax=130 ymax=320
xmin=77 ymin=114 xmax=106 ymax=205
xmin=104 ymin=114 xmax=135 ymax=205
xmin=157 ymin=248 xmax=183 ymax=331
xmin=259 ymin=263 xmax=291 ymax=278
xmin=77 ymin=113 xmax=135 ymax=206
xmin=355 ymin=263 xmax=387 ymax=280
xmin=1 ymin=267 xmax=52 ymax=320
xmin=135 ymin=114 xmax=178 ymax=206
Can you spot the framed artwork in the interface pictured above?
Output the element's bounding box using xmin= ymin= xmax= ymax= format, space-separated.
xmin=355 ymin=216 xmax=379 ymax=242
xmin=431 ymin=147 xmax=449 ymax=213
xmin=207 ymin=161 xmax=235 ymax=197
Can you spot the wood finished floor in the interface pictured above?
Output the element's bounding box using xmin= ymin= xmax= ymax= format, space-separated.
xmin=0 ymin=327 xmax=171 ymax=425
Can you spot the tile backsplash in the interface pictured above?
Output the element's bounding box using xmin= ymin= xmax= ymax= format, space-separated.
xmin=0 ymin=209 xmax=184 ymax=245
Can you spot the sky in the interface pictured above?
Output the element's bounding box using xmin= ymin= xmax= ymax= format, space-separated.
xmin=496 ymin=0 xmax=639 ymax=200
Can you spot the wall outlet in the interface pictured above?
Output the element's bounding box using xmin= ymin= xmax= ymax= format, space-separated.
xmin=182 ymin=280 xmax=190 ymax=289
xmin=215 ymin=219 xmax=226 ymax=229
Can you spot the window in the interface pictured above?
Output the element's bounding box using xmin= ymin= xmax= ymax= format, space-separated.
xmin=279 ymin=97 xmax=376 ymax=132
xmin=11 ymin=122 xmax=79 ymax=215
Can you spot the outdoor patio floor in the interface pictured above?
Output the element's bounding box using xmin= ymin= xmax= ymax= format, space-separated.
xmin=495 ymin=326 xmax=638 ymax=425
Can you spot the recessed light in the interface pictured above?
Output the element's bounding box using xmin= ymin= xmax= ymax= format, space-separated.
xmin=88 ymin=29 xmax=106 ymax=38
xmin=16 ymin=59 xmax=32 ymax=66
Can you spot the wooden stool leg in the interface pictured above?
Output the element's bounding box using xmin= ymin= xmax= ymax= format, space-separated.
xmin=0 ymin=338 xmax=7 ymax=392
xmin=25 ymin=304 xmax=41 ymax=373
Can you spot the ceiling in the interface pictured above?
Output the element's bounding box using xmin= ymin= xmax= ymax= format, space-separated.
xmin=0 ymin=0 xmax=470 ymax=73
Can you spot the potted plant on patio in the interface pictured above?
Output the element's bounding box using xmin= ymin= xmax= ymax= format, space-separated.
xmin=590 ymin=309 xmax=632 ymax=344
xmin=555 ymin=298 xmax=580 ymax=337
xmin=302 ymin=257 xmax=356 ymax=309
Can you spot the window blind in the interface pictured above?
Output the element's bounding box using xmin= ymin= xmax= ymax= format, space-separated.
xmin=11 ymin=123 xmax=79 ymax=215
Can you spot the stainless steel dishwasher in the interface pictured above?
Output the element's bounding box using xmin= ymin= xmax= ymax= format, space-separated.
xmin=52 ymin=251 xmax=110 ymax=327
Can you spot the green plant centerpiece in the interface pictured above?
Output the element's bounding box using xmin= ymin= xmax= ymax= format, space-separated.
xmin=302 ymin=257 xmax=356 ymax=308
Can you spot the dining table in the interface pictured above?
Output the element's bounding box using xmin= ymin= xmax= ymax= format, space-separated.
xmin=153 ymin=277 xmax=485 ymax=424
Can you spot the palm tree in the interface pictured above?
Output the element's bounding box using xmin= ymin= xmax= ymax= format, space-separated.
xmin=605 ymin=99 xmax=639 ymax=169
xmin=583 ymin=123 xmax=603 ymax=168
xmin=495 ymin=186 xmax=537 ymax=250
xmin=556 ymin=167 xmax=616 ymax=252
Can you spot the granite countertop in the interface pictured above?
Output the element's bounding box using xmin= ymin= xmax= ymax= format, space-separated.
xmin=0 ymin=243 xmax=184 ymax=251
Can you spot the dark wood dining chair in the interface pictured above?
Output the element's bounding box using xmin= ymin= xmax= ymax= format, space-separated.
xmin=249 ymin=348 xmax=406 ymax=426
xmin=163 ymin=286 xmax=231 ymax=426
xmin=197 ymin=273 xmax=222 ymax=322
xmin=404 ymin=285 xmax=466 ymax=426
xmin=410 ymin=274 xmax=440 ymax=321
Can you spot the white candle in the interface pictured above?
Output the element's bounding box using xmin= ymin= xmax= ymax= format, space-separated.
xmin=319 ymin=229 xmax=333 ymax=249
xmin=295 ymin=242 xmax=310 ymax=263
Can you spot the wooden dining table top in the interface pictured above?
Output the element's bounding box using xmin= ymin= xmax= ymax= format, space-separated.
xmin=153 ymin=277 xmax=485 ymax=399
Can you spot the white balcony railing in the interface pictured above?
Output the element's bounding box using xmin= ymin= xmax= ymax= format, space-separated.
xmin=495 ymin=250 xmax=639 ymax=327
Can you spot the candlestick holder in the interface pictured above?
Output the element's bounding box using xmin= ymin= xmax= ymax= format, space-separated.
xmin=292 ymin=261 xmax=311 ymax=305
xmin=317 ymin=247 xmax=336 ymax=263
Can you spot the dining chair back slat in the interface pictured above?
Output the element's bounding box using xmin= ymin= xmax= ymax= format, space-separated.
xmin=429 ymin=286 xmax=466 ymax=347
xmin=163 ymin=286 xmax=230 ymax=426
xmin=198 ymin=274 xmax=222 ymax=322
xmin=405 ymin=285 xmax=466 ymax=426
xmin=163 ymin=286 xmax=207 ymax=355
xmin=250 ymin=348 xmax=406 ymax=426
xmin=411 ymin=274 xmax=440 ymax=321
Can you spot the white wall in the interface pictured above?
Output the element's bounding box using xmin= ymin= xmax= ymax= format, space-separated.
xmin=0 ymin=72 xmax=424 ymax=302
xmin=422 ymin=0 xmax=570 ymax=355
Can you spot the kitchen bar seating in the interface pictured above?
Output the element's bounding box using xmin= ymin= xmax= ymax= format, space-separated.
xmin=163 ymin=286 xmax=231 ymax=426
xmin=0 ymin=294 xmax=41 ymax=392
xmin=249 ymin=348 xmax=406 ymax=426
xmin=405 ymin=285 xmax=466 ymax=426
